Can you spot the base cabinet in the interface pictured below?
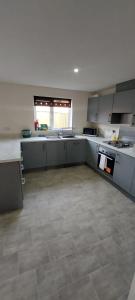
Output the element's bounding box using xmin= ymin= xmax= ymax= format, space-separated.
xmin=21 ymin=139 xmax=135 ymax=200
xmin=113 ymin=153 xmax=135 ymax=193
xmin=86 ymin=140 xmax=98 ymax=169
xmin=21 ymin=142 xmax=45 ymax=170
xmin=0 ymin=162 xmax=23 ymax=213
xmin=66 ymin=140 xmax=86 ymax=164
xmin=130 ymin=168 xmax=135 ymax=197
xmin=46 ymin=141 xmax=66 ymax=166
xmin=22 ymin=139 xmax=86 ymax=170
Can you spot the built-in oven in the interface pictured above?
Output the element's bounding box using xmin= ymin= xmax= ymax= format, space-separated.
xmin=97 ymin=146 xmax=116 ymax=177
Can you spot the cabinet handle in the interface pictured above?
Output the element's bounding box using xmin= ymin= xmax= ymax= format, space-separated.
xmin=21 ymin=164 xmax=24 ymax=171
xmin=108 ymin=113 xmax=112 ymax=122
xmin=96 ymin=144 xmax=99 ymax=153
xmin=21 ymin=177 xmax=25 ymax=185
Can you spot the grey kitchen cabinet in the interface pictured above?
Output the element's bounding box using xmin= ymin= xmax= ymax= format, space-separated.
xmin=46 ymin=141 xmax=66 ymax=166
xmin=66 ymin=139 xmax=86 ymax=164
xmin=21 ymin=140 xmax=86 ymax=170
xmin=86 ymin=140 xmax=98 ymax=169
xmin=0 ymin=162 xmax=23 ymax=213
xmin=113 ymin=152 xmax=135 ymax=193
xmin=130 ymin=167 xmax=135 ymax=197
xmin=97 ymin=94 xmax=114 ymax=124
xmin=87 ymin=98 xmax=99 ymax=122
xmin=21 ymin=142 xmax=46 ymax=170
xmin=113 ymin=89 xmax=135 ymax=113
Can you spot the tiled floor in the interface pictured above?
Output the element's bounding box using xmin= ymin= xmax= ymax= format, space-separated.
xmin=0 ymin=165 xmax=135 ymax=299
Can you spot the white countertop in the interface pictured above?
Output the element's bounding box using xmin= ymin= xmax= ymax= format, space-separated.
xmin=78 ymin=135 xmax=135 ymax=158
xmin=20 ymin=136 xmax=81 ymax=142
xmin=0 ymin=135 xmax=135 ymax=163
xmin=0 ymin=139 xmax=21 ymax=163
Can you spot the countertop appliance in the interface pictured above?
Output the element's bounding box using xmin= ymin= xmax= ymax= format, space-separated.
xmin=103 ymin=140 xmax=133 ymax=148
xmin=98 ymin=146 xmax=116 ymax=177
xmin=83 ymin=127 xmax=97 ymax=136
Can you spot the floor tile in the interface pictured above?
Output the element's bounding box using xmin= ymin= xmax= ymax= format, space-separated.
xmin=0 ymin=165 xmax=135 ymax=300
xmin=0 ymin=253 xmax=19 ymax=284
xmin=19 ymin=242 xmax=50 ymax=273
xmin=91 ymin=264 xmax=128 ymax=300
xmin=58 ymin=276 xmax=99 ymax=300
xmin=0 ymin=269 xmax=37 ymax=300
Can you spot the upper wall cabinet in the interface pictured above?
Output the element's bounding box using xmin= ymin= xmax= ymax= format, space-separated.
xmin=97 ymin=94 xmax=114 ymax=124
xmin=113 ymin=89 xmax=135 ymax=113
xmin=87 ymin=98 xmax=99 ymax=123
xmin=87 ymin=94 xmax=114 ymax=124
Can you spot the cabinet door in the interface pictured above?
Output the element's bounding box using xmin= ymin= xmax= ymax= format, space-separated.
xmin=67 ymin=140 xmax=85 ymax=164
xmin=113 ymin=90 xmax=135 ymax=113
xmin=97 ymin=94 xmax=113 ymax=124
xmin=87 ymin=98 xmax=99 ymax=122
xmin=46 ymin=141 xmax=66 ymax=166
xmin=86 ymin=140 xmax=98 ymax=169
xmin=113 ymin=153 xmax=134 ymax=193
xmin=130 ymin=169 xmax=135 ymax=197
xmin=0 ymin=162 xmax=23 ymax=213
xmin=21 ymin=142 xmax=45 ymax=170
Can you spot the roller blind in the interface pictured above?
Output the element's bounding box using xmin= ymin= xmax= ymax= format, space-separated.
xmin=34 ymin=96 xmax=71 ymax=108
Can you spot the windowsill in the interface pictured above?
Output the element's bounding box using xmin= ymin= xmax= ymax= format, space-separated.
xmin=33 ymin=128 xmax=73 ymax=136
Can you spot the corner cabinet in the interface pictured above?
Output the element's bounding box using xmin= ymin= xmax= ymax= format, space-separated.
xmin=113 ymin=152 xmax=135 ymax=193
xmin=97 ymin=94 xmax=113 ymax=124
xmin=87 ymin=98 xmax=99 ymax=122
xmin=86 ymin=140 xmax=98 ymax=169
xmin=87 ymin=94 xmax=114 ymax=124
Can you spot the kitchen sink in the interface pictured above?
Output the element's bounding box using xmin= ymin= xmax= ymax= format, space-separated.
xmin=60 ymin=135 xmax=76 ymax=139
xmin=46 ymin=136 xmax=61 ymax=140
xmin=37 ymin=135 xmax=76 ymax=140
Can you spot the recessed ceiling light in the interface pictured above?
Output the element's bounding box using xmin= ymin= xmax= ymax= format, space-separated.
xmin=74 ymin=68 xmax=79 ymax=73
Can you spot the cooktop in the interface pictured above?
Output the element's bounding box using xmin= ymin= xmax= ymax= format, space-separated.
xmin=104 ymin=140 xmax=133 ymax=148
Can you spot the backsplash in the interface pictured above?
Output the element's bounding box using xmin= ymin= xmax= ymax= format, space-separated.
xmin=88 ymin=122 xmax=120 ymax=138
xmin=97 ymin=124 xmax=120 ymax=139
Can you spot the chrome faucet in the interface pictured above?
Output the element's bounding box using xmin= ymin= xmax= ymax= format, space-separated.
xmin=57 ymin=128 xmax=63 ymax=138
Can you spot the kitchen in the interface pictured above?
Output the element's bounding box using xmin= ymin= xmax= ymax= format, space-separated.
xmin=1 ymin=1 xmax=135 ymax=300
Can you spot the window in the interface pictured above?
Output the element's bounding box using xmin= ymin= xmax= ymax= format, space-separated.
xmin=34 ymin=96 xmax=72 ymax=129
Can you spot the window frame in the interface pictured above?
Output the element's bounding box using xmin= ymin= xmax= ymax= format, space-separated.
xmin=34 ymin=96 xmax=72 ymax=130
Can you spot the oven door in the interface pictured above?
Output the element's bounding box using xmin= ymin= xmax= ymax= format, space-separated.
xmin=98 ymin=151 xmax=115 ymax=176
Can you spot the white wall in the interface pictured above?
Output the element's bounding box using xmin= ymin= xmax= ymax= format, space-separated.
xmin=0 ymin=82 xmax=89 ymax=136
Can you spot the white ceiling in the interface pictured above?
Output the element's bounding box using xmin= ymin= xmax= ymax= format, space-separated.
xmin=0 ymin=0 xmax=135 ymax=91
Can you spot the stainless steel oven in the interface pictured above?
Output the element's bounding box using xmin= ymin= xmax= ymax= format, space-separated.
xmin=97 ymin=146 xmax=116 ymax=177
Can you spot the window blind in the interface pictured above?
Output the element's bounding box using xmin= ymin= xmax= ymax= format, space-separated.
xmin=34 ymin=96 xmax=71 ymax=107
